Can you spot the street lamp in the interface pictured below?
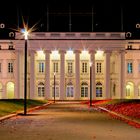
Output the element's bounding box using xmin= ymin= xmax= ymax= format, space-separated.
xmin=22 ymin=28 xmax=29 ymax=115
xmin=54 ymin=72 xmax=56 ymax=103
xmin=90 ymin=62 xmax=92 ymax=107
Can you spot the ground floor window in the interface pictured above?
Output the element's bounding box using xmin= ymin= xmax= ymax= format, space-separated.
xmin=81 ymin=82 xmax=88 ymax=97
xmin=126 ymin=82 xmax=134 ymax=97
xmin=66 ymin=83 xmax=74 ymax=97
xmin=38 ymin=82 xmax=45 ymax=97
xmin=52 ymin=86 xmax=59 ymax=97
xmin=96 ymin=82 xmax=102 ymax=97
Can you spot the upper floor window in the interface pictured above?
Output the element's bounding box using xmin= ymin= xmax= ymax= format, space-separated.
xmin=8 ymin=62 xmax=13 ymax=73
xmin=127 ymin=62 xmax=133 ymax=73
xmin=127 ymin=45 xmax=132 ymax=50
xmin=8 ymin=44 xmax=14 ymax=50
xmin=38 ymin=62 xmax=44 ymax=73
xmin=67 ymin=62 xmax=73 ymax=74
xmin=53 ymin=62 xmax=58 ymax=73
xmin=82 ymin=62 xmax=87 ymax=73
xmin=96 ymin=62 xmax=102 ymax=73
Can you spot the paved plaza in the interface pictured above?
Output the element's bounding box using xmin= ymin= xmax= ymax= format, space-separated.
xmin=0 ymin=102 xmax=140 ymax=140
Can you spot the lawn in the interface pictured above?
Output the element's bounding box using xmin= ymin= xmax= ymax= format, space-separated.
xmin=0 ymin=99 xmax=47 ymax=117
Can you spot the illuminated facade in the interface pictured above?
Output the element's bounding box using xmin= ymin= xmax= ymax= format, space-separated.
xmin=0 ymin=32 xmax=139 ymax=100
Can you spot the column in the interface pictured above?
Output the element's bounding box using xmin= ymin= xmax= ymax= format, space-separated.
xmin=45 ymin=50 xmax=51 ymax=99
xmin=90 ymin=51 xmax=96 ymax=99
xmin=29 ymin=50 xmax=35 ymax=99
xmin=104 ymin=51 xmax=111 ymax=99
xmin=75 ymin=50 xmax=80 ymax=100
xmin=119 ymin=50 xmax=125 ymax=98
xmin=60 ymin=50 xmax=65 ymax=100
xmin=15 ymin=50 xmax=20 ymax=98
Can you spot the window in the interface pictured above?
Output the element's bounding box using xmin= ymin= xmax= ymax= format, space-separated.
xmin=38 ymin=82 xmax=45 ymax=97
xmin=82 ymin=62 xmax=87 ymax=73
xmin=0 ymin=63 xmax=1 ymax=72
xmin=68 ymin=62 xmax=73 ymax=74
xmin=126 ymin=87 xmax=130 ymax=96
xmin=38 ymin=62 xmax=44 ymax=73
xmin=96 ymin=82 xmax=102 ymax=97
xmin=52 ymin=86 xmax=59 ymax=97
xmin=66 ymin=83 xmax=74 ymax=97
xmin=8 ymin=62 xmax=13 ymax=73
xmin=53 ymin=62 xmax=58 ymax=73
xmin=81 ymin=82 xmax=88 ymax=97
xmin=127 ymin=62 xmax=133 ymax=73
xmin=113 ymin=84 xmax=116 ymax=96
xmin=8 ymin=44 xmax=14 ymax=50
xmin=96 ymin=62 xmax=102 ymax=73
xmin=138 ymin=87 xmax=140 ymax=96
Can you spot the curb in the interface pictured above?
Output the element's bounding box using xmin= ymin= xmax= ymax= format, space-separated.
xmin=0 ymin=102 xmax=52 ymax=122
xmin=98 ymin=106 xmax=140 ymax=128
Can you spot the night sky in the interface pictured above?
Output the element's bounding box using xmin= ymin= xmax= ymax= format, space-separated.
xmin=0 ymin=0 xmax=140 ymax=39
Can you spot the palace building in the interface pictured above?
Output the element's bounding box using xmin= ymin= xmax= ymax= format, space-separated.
xmin=0 ymin=32 xmax=139 ymax=100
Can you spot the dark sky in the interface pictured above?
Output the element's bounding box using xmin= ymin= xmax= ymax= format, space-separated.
xmin=0 ymin=0 xmax=140 ymax=39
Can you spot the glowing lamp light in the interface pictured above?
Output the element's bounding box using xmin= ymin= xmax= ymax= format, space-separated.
xmin=21 ymin=28 xmax=29 ymax=40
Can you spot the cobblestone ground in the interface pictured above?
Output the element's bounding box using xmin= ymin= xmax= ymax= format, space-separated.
xmin=0 ymin=102 xmax=140 ymax=140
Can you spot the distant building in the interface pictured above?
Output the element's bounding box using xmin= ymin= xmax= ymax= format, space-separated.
xmin=0 ymin=32 xmax=139 ymax=100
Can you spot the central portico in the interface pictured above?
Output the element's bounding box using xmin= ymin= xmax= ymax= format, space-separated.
xmin=14 ymin=32 xmax=125 ymax=100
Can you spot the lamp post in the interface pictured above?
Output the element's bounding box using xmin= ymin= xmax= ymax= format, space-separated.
xmin=54 ymin=72 xmax=56 ymax=103
xmin=22 ymin=29 xmax=29 ymax=115
xmin=90 ymin=62 xmax=92 ymax=107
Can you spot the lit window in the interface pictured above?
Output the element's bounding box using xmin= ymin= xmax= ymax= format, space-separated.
xmin=68 ymin=62 xmax=73 ymax=74
xmin=53 ymin=62 xmax=58 ymax=73
xmin=138 ymin=87 xmax=140 ymax=96
xmin=38 ymin=62 xmax=44 ymax=73
xmin=127 ymin=62 xmax=133 ymax=73
xmin=96 ymin=82 xmax=102 ymax=97
xmin=8 ymin=62 xmax=13 ymax=73
xmin=82 ymin=62 xmax=87 ymax=73
xmin=81 ymin=82 xmax=88 ymax=97
xmin=66 ymin=83 xmax=74 ymax=97
xmin=126 ymin=87 xmax=130 ymax=96
xmin=52 ymin=86 xmax=59 ymax=97
xmin=96 ymin=62 xmax=102 ymax=73
xmin=38 ymin=82 xmax=45 ymax=97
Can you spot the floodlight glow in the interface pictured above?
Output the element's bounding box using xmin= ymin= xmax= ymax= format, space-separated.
xmin=21 ymin=28 xmax=29 ymax=40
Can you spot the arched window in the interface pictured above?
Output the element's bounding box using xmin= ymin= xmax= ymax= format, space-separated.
xmin=126 ymin=82 xmax=134 ymax=98
xmin=81 ymin=82 xmax=88 ymax=97
xmin=6 ymin=82 xmax=14 ymax=99
xmin=52 ymin=82 xmax=59 ymax=97
xmin=96 ymin=82 xmax=102 ymax=97
xmin=38 ymin=82 xmax=45 ymax=97
xmin=66 ymin=82 xmax=74 ymax=97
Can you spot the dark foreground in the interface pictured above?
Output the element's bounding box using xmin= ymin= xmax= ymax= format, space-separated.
xmin=0 ymin=102 xmax=140 ymax=140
